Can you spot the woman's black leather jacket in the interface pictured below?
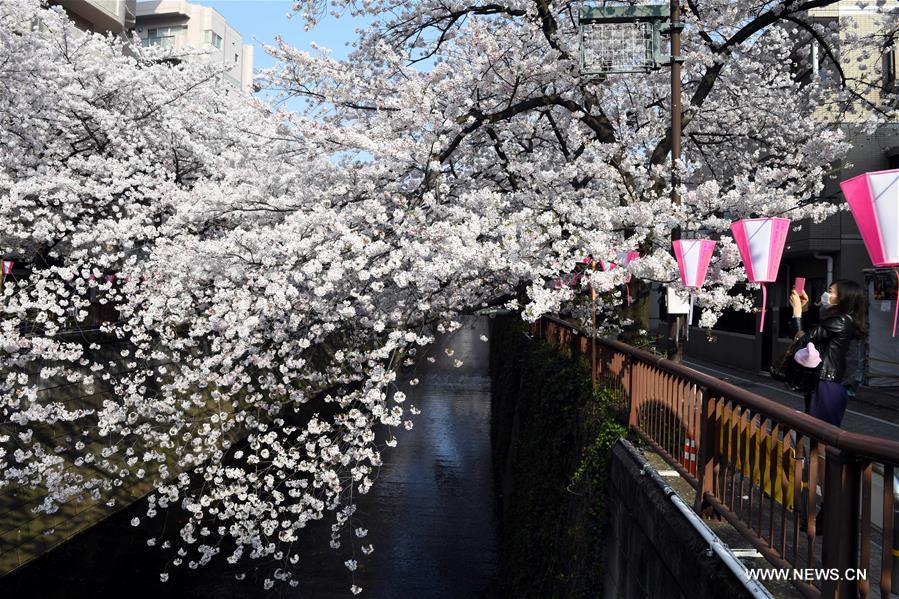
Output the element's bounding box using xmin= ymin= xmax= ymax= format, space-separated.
xmin=789 ymin=312 xmax=856 ymax=383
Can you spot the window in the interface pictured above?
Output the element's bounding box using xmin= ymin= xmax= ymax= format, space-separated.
xmin=234 ymin=53 xmax=239 ymax=63
xmin=884 ymin=44 xmax=896 ymax=90
xmin=143 ymin=25 xmax=184 ymax=48
xmin=204 ymin=29 xmax=223 ymax=49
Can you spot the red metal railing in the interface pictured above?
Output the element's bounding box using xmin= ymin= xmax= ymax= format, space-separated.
xmin=535 ymin=315 xmax=899 ymax=599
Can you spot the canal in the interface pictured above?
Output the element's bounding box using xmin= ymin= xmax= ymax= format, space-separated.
xmin=0 ymin=318 xmax=500 ymax=598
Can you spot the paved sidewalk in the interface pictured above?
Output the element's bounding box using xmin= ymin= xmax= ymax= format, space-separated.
xmin=681 ymin=357 xmax=899 ymax=440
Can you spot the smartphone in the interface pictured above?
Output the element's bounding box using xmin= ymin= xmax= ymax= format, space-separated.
xmin=794 ymin=277 xmax=806 ymax=296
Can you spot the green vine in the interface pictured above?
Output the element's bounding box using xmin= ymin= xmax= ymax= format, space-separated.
xmin=569 ymin=387 xmax=629 ymax=565
xmin=489 ymin=316 xmax=629 ymax=598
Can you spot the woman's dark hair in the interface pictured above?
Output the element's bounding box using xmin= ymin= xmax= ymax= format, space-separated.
xmin=832 ymin=279 xmax=867 ymax=339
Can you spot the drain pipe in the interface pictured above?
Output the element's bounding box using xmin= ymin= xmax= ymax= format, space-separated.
xmin=623 ymin=440 xmax=774 ymax=599
xmin=814 ymin=252 xmax=834 ymax=287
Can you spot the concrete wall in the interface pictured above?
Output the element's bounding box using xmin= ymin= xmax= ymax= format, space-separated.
xmin=604 ymin=441 xmax=754 ymax=599
xmin=490 ymin=316 xmax=756 ymax=598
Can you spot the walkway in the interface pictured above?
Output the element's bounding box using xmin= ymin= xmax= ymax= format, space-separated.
xmin=0 ymin=319 xmax=500 ymax=598
xmin=683 ymin=357 xmax=899 ymax=440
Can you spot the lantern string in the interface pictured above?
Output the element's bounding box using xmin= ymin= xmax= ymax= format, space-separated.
xmin=687 ymin=292 xmax=693 ymax=341
xmin=893 ymin=269 xmax=899 ymax=338
xmin=760 ymin=283 xmax=767 ymax=334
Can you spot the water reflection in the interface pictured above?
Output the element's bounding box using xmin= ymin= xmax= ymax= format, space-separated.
xmin=1 ymin=318 xmax=500 ymax=598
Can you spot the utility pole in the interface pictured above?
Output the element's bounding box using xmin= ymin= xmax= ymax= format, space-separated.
xmin=591 ymin=259 xmax=597 ymax=389
xmin=670 ymin=0 xmax=682 ymax=212
xmin=578 ymin=2 xmax=685 ymax=361
xmin=666 ymin=0 xmax=686 ymax=363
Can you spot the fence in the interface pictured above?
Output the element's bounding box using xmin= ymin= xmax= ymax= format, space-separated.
xmin=535 ymin=315 xmax=899 ymax=599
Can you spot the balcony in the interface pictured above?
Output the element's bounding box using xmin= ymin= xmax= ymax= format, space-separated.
xmin=60 ymin=0 xmax=136 ymax=33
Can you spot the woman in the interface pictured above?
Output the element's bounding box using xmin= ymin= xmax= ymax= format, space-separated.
xmin=790 ymin=280 xmax=866 ymax=536
xmin=788 ymin=279 xmax=867 ymax=427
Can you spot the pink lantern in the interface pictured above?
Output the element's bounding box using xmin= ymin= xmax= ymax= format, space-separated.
xmin=840 ymin=169 xmax=899 ymax=336
xmin=672 ymin=240 xmax=716 ymax=339
xmin=1 ymin=260 xmax=12 ymax=276
xmin=673 ymin=240 xmax=716 ymax=289
xmin=600 ymin=250 xmax=640 ymax=305
xmin=730 ymin=218 xmax=791 ymax=333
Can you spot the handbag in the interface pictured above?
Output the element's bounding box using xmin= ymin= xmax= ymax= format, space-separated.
xmin=770 ymin=331 xmax=821 ymax=393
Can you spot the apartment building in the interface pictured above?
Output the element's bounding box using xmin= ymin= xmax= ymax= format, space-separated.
xmin=667 ymin=1 xmax=899 ymax=386
xmin=135 ymin=0 xmax=254 ymax=92
xmin=57 ymin=0 xmax=137 ymax=34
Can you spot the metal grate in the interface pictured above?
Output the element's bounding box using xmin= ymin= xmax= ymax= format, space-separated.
xmin=581 ymin=20 xmax=656 ymax=74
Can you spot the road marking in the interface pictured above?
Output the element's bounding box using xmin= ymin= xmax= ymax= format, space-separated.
xmin=684 ymin=361 xmax=899 ymax=430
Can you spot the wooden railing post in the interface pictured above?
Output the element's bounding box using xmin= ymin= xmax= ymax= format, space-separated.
xmin=821 ymin=446 xmax=861 ymax=598
xmin=625 ymin=353 xmax=633 ymax=411
xmin=694 ymin=389 xmax=716 ymax=515
xmin=627 ymin=357 xmax=639 ymax=429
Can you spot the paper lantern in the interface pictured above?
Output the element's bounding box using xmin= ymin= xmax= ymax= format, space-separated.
xmin=600 ymin=250 xmax=640 ymax=305
xmin=673 ymin=240 xmax=716 ymax=289
xmin=730 ymin=218 xmax=791 ymax=333
xmin=840 ymin=169 xmax=899 ymax=336
xmin=0 ymin=260 xmax=11 ymax=296
xmin=673 ymin=239 xmax=716 ymax=334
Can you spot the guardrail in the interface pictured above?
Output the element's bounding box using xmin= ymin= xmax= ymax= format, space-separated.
xmin=535 ymin=315 xmax=899 ymax=599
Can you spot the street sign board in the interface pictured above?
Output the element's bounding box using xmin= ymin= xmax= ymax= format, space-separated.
xmin=579 ymin=5 xmax=670 ymax=75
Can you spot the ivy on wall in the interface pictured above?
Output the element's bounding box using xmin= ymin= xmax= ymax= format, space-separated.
xmin=489 ymin=316 xmax=629 ymax=599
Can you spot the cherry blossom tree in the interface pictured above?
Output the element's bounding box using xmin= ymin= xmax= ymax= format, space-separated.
xmin=2 ymin=0 xmax=897 ymax=594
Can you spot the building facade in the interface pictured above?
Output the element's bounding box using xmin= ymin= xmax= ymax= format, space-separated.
xmin=57 ymin=0 xmax=137 ymax=34
xmin=135 ymin=0 xmax=254 ymax=92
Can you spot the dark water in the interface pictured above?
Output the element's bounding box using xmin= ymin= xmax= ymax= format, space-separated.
xmin=1 ymin=318 xmax=500 ymax=598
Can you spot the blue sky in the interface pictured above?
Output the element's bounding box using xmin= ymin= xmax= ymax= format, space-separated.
xmin=202 ymin=0 xmax=367 ymax=70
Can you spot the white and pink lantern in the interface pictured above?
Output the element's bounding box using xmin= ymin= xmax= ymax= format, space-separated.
xmin=840 ymin=169 xmax=899 ymax=336
xmin=1 ymin=260 xmax=12 ymax=276
xmin=730 ymin=218 xmax=791 ymax=333
xmin=672 ymin=239 xmax=716 ymax=338
xmin=673 ymin=240 xmax=716 ymax=289
xmin=599 ymin=250 xmax=640 ymax=305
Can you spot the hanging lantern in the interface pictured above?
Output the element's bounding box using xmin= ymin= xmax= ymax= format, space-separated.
xmin=840 ymin=169 xmax=899 ymax=336
xmin=1 ymin=259 xmax=12 ymax=294
xmin=673 ymin=239 xmax=716 ymax=289
xmin=730 ymin=218 xmax=791 ymax=333
xmin=600 ymin=250 xmax=640 ymax=305
xmin=673 ymin=239 xmax=716 ymax=333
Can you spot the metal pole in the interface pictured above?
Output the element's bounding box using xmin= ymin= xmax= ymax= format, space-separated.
xmin=670 ymin=0 xmax=682 ymax=213
xmin=591 ymin=259 xmax=597 ymax=390
xmin=667 ymin=0 xmax=684 ymax=362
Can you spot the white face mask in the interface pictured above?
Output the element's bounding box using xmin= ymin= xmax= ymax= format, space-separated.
xmin=821 ymin=291 xmax=832 ymax=306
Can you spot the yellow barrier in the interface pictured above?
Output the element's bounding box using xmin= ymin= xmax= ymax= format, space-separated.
xmin=719 ymin=411 xmax=797 ymax=511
